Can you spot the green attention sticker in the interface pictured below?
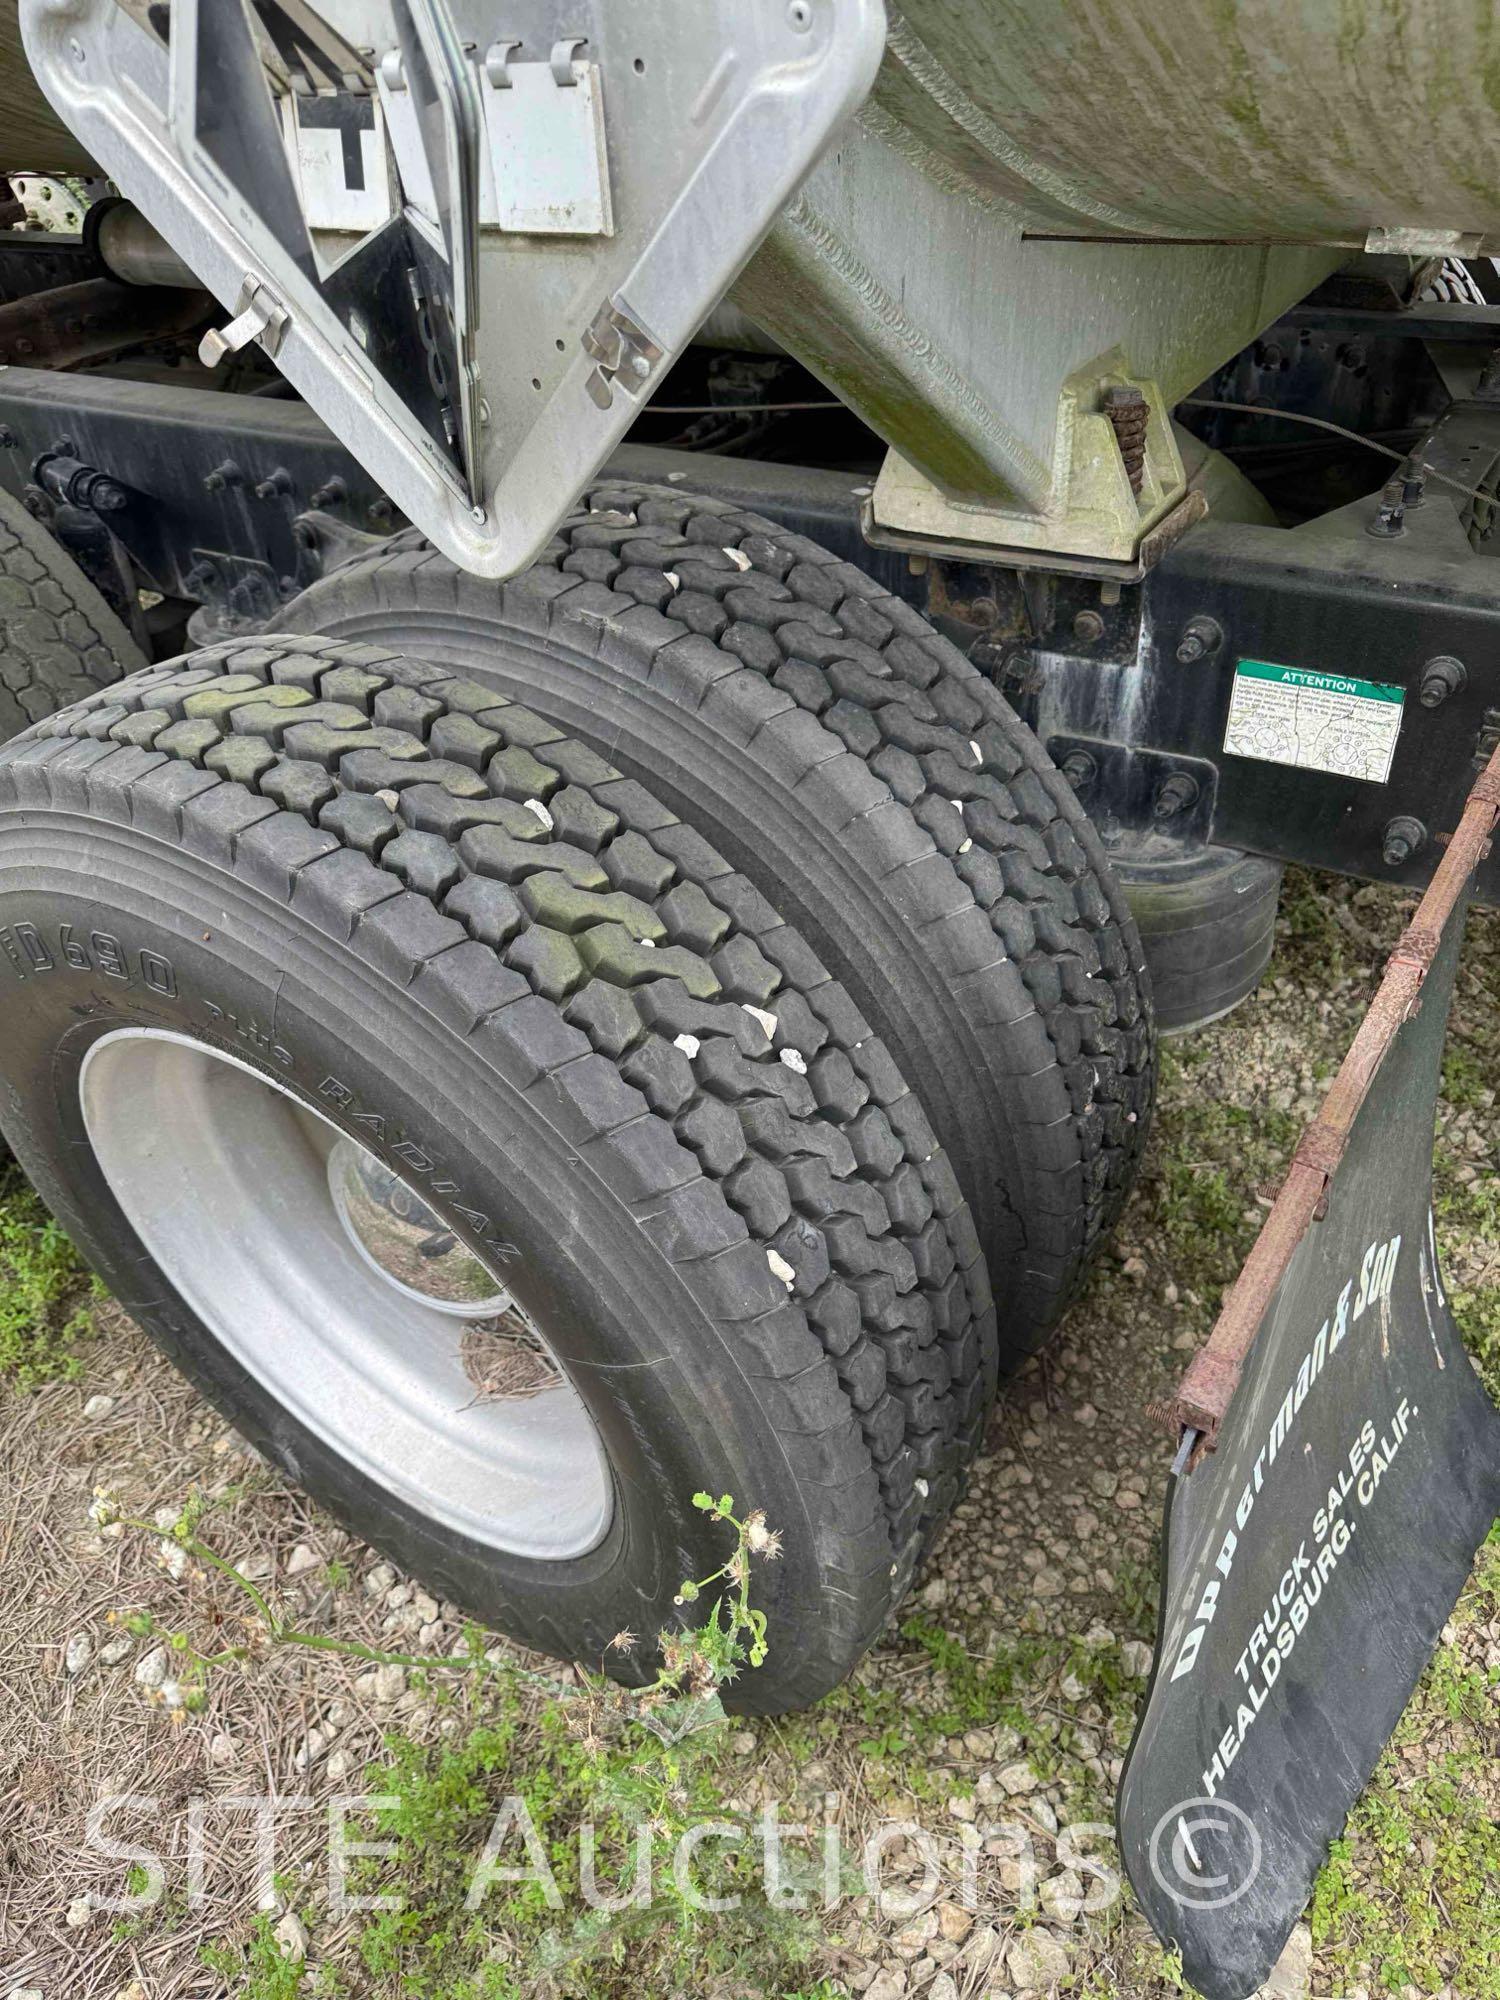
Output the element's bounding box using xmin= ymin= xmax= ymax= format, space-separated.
xmin=1223 ymin=659 xmax=1405 ymax=784
xmin=1236 ymin=660 xmax=1405 ymax=704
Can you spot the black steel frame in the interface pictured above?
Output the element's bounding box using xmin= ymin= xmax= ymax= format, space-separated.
xmin=0 ymin=364 xmax=1492 ymax=904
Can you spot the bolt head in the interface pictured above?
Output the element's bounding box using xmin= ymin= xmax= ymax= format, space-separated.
xmin=1175 ymin=633 xmax=1206 ymax=664
xmin=1072 ymin=609 xmax=1105 ymax=644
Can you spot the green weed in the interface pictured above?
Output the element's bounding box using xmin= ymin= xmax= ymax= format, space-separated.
xmin=0 ymin=1163 xmax=97 ymax=1389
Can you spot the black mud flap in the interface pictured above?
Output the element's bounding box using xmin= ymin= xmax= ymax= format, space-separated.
xmin=1117 ymin=767 xmax=1500 ymax=2000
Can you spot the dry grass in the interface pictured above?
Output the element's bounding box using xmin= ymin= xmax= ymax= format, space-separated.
xmin=1 ymin=877 xmax=1496 ymax=1999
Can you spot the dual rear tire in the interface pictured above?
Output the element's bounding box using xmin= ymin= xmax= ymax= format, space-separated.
xmin=276 ymin=483 xmax=1156 ymax=1360
xmin=0 ymin=496 xmax=1158 ymax=1709
xmin=0 ymin=634 xmax=994 ymax=1710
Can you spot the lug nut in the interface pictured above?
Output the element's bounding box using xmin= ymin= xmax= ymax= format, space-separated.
xmin=1175 ymin=615 xmax=1223 ymax=665
xmin=1382 ymin=814 xmax=1427 ymax=867
xmin=1417 ymin=655 xmax=1466 ymax=708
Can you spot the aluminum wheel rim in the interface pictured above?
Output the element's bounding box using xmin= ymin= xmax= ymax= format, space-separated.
xmin=79 ymin=1029 xmax=612 ymax=1560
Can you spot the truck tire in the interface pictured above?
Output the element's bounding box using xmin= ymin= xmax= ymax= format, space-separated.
xmin=1113 ymin=844 xmax=1282 ymax=1034
xmin=0 ymin=485 xmax=143 ymax=743
xmin=276 ymin=486 xmax=1155 ymax=1360
xmin=0 ymin=635 xmax=993 ymax=1712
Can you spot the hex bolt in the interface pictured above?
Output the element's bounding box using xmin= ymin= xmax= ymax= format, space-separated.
xmin=1175 ymin=615 xmax=1223 ymax=665
xmin=368 ymin=496 xmax=394 ymax=526
xmin=1060 ymin=750 xmax=1097 ymax=792
xmin=254 ymin=468 xmax=292 ymax=501
xmin=1382 ymin=815 xmax=1427 ymax=867
xmin=1417 ymin=655 xmax=1467 ymax=708
xmin=310 ymin=476 xmax=347 ymax=508
xmin=203 ymin=460 xmax=243 ymax=494
xmin=1072 ymin=608 xmax=1106 ymax=644
xmin=1152 ymin=771 xmax=1201 ymax=820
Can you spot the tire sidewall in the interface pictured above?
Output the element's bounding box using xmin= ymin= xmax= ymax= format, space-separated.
xmin=0 ymin=816 xmax=829 ymax=1692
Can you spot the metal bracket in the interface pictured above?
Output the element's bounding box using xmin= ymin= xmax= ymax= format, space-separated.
xmin=198 ymin=275 xmax=288 ymax=367
xmin=550 ymin=36 xmax=587 ymax=87
xmin=582 ymin=297 xmax=663 ymax=410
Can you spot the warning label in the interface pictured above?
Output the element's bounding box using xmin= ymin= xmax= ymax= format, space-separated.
xmin=1223 ymin=660 xmax=1404 ymax=783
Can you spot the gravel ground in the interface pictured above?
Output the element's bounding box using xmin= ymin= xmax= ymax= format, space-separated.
xmin=1 ymin=869 xmax=1495 ymax=2000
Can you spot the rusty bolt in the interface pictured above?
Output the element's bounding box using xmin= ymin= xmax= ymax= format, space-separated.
xmin=1103 ymin=384 xmax=1150 ymax=495
xmin=1175 ymin=615 xmax=1223 ymax=666
xmin=1072 ymin=608 xmax=1106 ymax=644
xmin=1417 ymin=655 xmax=1466 ymax=708
xmin=1367 ymin=476 xmax=1407 ymax=539
xmin=1382 ymin=815 xmax=1426 ymax=867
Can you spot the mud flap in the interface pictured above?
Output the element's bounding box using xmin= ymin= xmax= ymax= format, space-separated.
xmin=1117 ymin=758 xmax=1500 ymax=2000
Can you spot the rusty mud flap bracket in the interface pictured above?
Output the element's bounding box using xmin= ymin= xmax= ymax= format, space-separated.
xmin=1117 ymin=748 xmax=1500 ymax=2000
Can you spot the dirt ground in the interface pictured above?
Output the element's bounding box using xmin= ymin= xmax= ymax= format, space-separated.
xmin=1 ymin=869 xmax=1496 ymax=2000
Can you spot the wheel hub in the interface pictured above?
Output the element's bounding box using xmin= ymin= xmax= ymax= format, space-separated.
xmin=326 ymin=1140 xmax=512 ymax=1317
xmin=77 ymin=1029 xmax=611 ymax=1559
